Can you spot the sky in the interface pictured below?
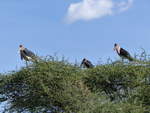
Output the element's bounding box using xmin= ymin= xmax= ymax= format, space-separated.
xmin=0 ymin=0 xmax=150 ymax=73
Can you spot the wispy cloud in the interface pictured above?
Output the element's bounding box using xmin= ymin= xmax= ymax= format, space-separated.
xmin=117 ymin=0 xmax=133 ymax=12
xmin=66 ymin=0 xmax=133 ymax=23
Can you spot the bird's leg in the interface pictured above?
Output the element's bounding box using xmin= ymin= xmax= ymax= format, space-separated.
xmin=25 ymin=61 xmax=28 ymax=67
xmin=121 ymin=57 xmax=124 ymax=63
xmin=121 ymin=58 xmax=123 ymax=62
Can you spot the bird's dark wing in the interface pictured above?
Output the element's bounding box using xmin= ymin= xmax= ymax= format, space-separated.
xmin=120 ymin=48 xmax=131 ymax=57
xmin=86 ymin=60 xmax=94 ymax=68
xmin=24 ymin=48 xmax=35 ymax=57
xmin=20 ymin=51 xmax=29 ymax=61
xmin=120 ymin=48 xmax=133 ymax=61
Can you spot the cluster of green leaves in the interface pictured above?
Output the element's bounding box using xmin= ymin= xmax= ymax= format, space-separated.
xmin=1 ymin=55 xmax=150 ymax=113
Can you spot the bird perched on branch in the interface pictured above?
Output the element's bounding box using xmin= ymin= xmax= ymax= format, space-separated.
xmin=19 ymin=45 xmax=37 ymax=65
xmin=80 ymin=58 xmax=94 ymax=68
xmin=114 ymin=43 xmax=133 ymax=61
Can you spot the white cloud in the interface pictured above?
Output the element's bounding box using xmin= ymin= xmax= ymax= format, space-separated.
xmin=66 ymin=0 xmax=133 ymax=23
xmin=117 ymin=0 xmax=133 ymax=12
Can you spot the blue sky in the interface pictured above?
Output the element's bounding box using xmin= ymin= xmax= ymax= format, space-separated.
xmin=0 ymin=0 xmax=150 ymax=73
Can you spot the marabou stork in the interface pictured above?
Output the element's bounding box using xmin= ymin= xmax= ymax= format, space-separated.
xmin=114 ymin=43 xmax=133 ymax=61
xmin=19 ymin=45 xmax=37 ymax=65
xmin=80 ymin=58 xmax=94 ymax=68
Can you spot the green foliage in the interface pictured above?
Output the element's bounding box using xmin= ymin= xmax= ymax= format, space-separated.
xmin=1 ymin=55 xmax=150 ymax=113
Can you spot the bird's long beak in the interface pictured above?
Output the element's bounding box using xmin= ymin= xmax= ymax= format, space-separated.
xmin=18 ymin=49 xmax=21 ymax=54
xmin=18 ymin=48 xmax=22 ymax=53
xmin=80 ymin=63 xmax=83 ymax=67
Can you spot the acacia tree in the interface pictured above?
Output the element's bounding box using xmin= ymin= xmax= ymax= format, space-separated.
xmin=0 ymin=56 xmax=150 ymax=113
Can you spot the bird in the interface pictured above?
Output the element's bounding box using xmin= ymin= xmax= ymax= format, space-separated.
xmin=19 ymin=45 xmax=37 ymax=65
xmin=113 ymin=43 xmax=133 ymax=61
xmin=80 ymin=58 xmax=94 ymax=68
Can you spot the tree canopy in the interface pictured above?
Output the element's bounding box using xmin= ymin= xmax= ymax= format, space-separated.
xmin=0 ymin=55 xmax=150 ymax=113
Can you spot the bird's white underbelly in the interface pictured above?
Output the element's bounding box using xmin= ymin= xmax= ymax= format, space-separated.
xmin=26 ymin=56 xmax=32 ymax=60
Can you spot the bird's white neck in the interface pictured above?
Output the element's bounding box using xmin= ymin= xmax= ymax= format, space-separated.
xmin=19 ymin=47 xmax=25 ymax=51
xmin=116 ymin=46 xmax=121 ymax=54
